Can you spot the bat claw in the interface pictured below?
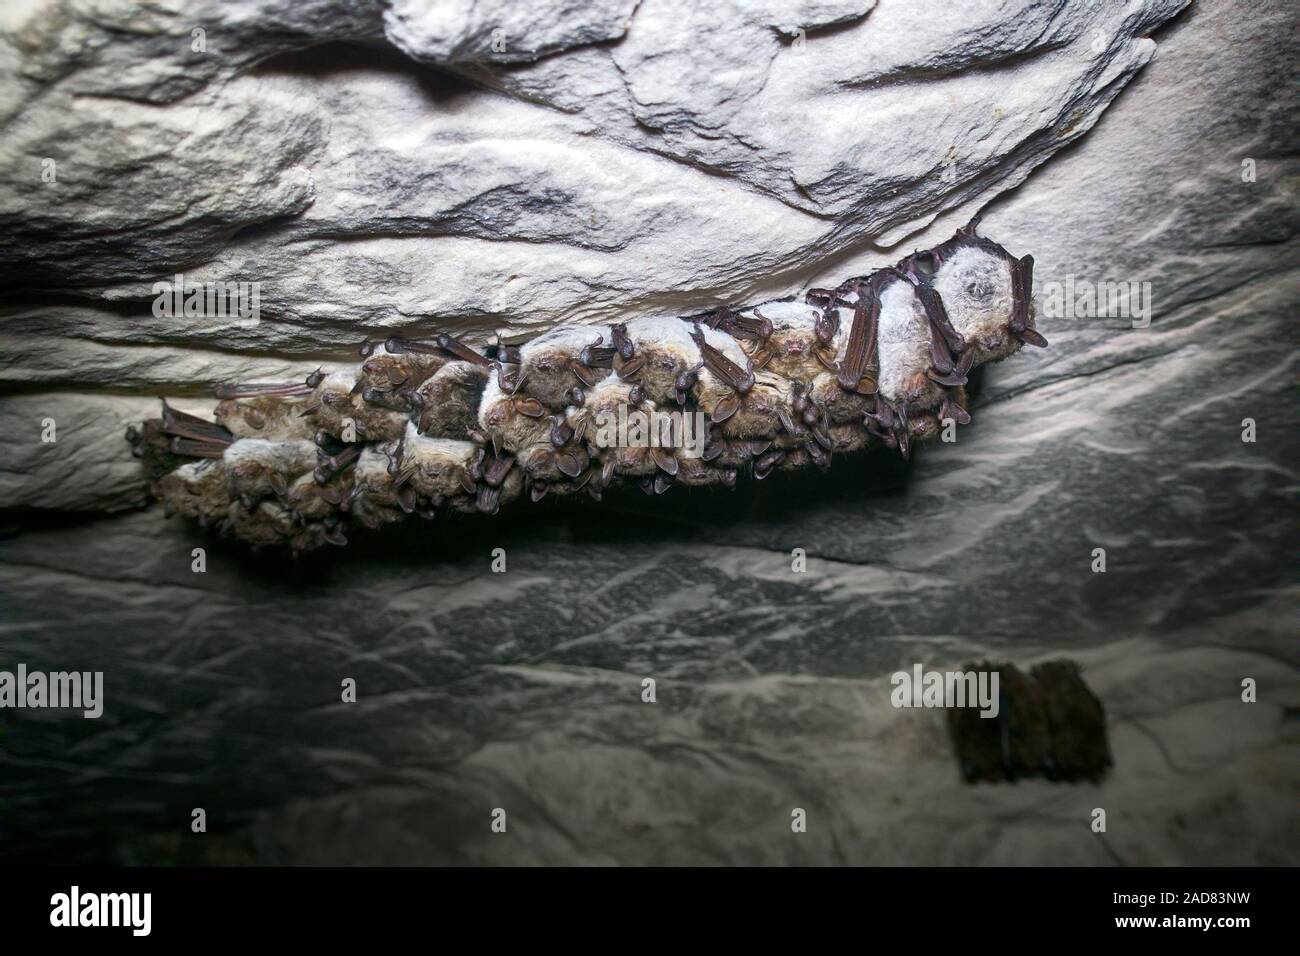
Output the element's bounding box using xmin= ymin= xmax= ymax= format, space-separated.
xmin=744 ymin=308 xmax=775 ymax=341
xmin=475 ymin=486 xmax=501 ymax=515
xmin=814 ymin=305 xmax=840 ymax=346
xmin=610 ymin=324 xmax=634 ymax=360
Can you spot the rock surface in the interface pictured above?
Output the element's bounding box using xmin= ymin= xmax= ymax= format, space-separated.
xmin=0 ymin=0 xmax=1296 ymax=865
xmin=4 ymin=0 xmax=1184 ymax=336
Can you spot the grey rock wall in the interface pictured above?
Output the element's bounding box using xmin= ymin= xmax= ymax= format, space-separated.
xmin=0 ymin=0 xmax=1295 ymax=865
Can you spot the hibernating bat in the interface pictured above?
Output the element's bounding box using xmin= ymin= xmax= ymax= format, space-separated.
xmin=129 ymin=219 xmax=1046 ymax=552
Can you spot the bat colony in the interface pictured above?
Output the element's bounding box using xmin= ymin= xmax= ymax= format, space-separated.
xmin=127 ymin=219 xmax=1047 ymax=552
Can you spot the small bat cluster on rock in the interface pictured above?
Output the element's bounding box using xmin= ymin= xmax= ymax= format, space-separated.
xmin=128 ymin=219 xmax=1046 ymax=551
xmin=947 ymin=660 xmax=1113 ymax=783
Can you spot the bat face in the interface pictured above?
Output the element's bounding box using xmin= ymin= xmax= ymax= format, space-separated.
xmin=313 ymin=368 xmax=358 ymax=413
xmin=223 ymin=439 xmax=317 ymax=499
xmin=808 ymin=371 xmax=873 ymax=424
xmin=617 ymin=315 xmax=703 ymax=405
xmin=215 ymin=394 xmax=316 ymax=440
xmin=709 ymin=371 xmax=792 ymax=440
xmin=398 ymin=427 xmax=481 ymax=504
xmin=737 ymin=300 xmax=839 ymax=382
xmin=285 ymin=471 xmax=348 ymax=520
xmin=478 ymin=367 xmax=552 ymax=455
xmin=675 ymin=456 xmax=737 ymax=488
xmin=519 ymin=441 xmax=591 ymax=488
xmin=312 ymin=368 xmax=411 ymax=442
xmin=347 ymin=445 xmax=407 ymax=527
xmin=133 ymin=220 xmax=1046 ymax=551
xmin=570 ymin=373 xmax=658 ymax=477
xmin=413 ymin=361 xmax=490 ymax=439
xmin=358 ymin=341 xmax=447 ymax=395
xmin=518 ymin=326 xmax=613 ymax=407
xmin=309 ymin=370 xmax=383 ymax=441
xmin=825 ymin=422 xmax=869 ymax=454
xmin=931 ymin=244 xmax=1020 ymax=363
xmin=155 ymin=460 xmax=226 ymax=520
xmin=223 ymin=499 xmax=297 ymax=548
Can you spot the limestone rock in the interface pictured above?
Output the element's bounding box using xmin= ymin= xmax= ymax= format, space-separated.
xmin=0 ymin=0 xmax=1295 ymax=867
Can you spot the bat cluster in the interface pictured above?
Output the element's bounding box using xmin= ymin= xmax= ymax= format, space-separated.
xmin=127 ymin=219 xmax=1046 ymax=551
xmin=947 ymin=660 xmax=1112 ymax=783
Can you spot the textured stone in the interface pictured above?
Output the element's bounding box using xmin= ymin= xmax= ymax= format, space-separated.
xmin=0 ymin=0 xmax=1296 ymax=866
xmin=383 ymin=0 xmax=641 ymax=64
xmin=0 ymin=392 xmax=213 ymax=512
xmin=4 ymin=0 xmax=1187 ymax=321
